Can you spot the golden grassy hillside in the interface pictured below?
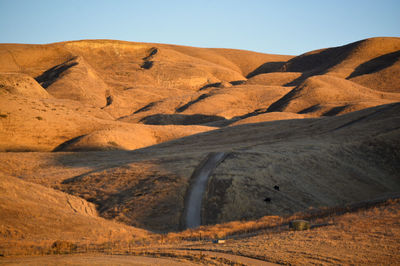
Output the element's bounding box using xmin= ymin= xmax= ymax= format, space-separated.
xmin=1 ymin=102 xmax=399 ymax=232
xmin=278 ymin=37 xmax=400 ymax=90
xmin=0 ymin=37 xmax=399 ymax=261
xmin=171 ymin=198 xmax=400 ymax=265
xmin=0 ymin=174 xmax=150 ymax=255
xmin=1 ymin=38 xmax=400 ymax=151
xmin=0 ymin=39 xmax=292 ymax=151
xmin=267 ymin=74 xmax=400 ymax=116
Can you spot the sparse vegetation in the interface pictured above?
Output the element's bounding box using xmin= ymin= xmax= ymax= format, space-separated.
xmin=141 ymin=60 xmax=154 ymax=70
xmin=0 ymin=38 xmax=399 ymax=264
xmin=107 ymin=141 xmax=119 ymax=146
xmin=289 ymin=220 xmax=310 ymax=230
xmin=51 ymin=240 xmax=78 ymax=254
xmin=1 ymin=198 xmax=399 ymax=265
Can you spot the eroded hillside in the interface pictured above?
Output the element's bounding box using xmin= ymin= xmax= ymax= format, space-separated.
xmin=2 ymin=38 xmax=399 ymax=152
xmin=0 ymin=37 xmax=399 ymax=238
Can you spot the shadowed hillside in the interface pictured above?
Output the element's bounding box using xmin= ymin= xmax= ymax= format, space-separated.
xmin=2 ymin=102 xmax=399 ymax=232
xmin=0 ymin=173 xmax=149 ymax=255
xmin=267 ymin=75 xmax=400 ymax=115
xmin=0 ymin=38 xmax=399 ymax=260
xmin=1 ymin=38 xmax=399 ymax=152
xmin=276 ymin=37 xmax=400 ymax=91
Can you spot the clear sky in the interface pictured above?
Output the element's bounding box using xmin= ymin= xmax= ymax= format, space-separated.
xmin=0 ymin=0 xmax=399 ymax=55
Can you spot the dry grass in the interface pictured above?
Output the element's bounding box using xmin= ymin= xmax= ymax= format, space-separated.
xmin=0 ymin=102 xmax=399 ymax=233
xmin=190 ymin=198 xmax=400 ymax=265
xmin=267 ymin=74 xmax=400 ymax=116
xmin=167 ymin=196 xmax=400 ymax=241
xmin=246 ymin=72 xmax=302 ymax=86
xmin=0 ymin=174 xmax=151 ymax=256
xmin=0 ymin=91 xmax=213 ymax=151
xmin=1 ymin=38 xmax=400 ymax=152
xmin=281 ymin=37 xmax=400 ymax=90
xmin=2 ymin=198 xmax=398 ymax=266
xmin=1 ymin=38 xmax=400 ymax=264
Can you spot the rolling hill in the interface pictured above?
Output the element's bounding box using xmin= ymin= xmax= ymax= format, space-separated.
xmin=0 ymin=37 xmax=399 ymax=261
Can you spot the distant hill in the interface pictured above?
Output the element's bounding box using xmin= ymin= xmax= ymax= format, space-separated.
xmin=1 ymin=38 xmax=399 ymax=152
xmin=0 ymin=37 xmax=399 ymax=237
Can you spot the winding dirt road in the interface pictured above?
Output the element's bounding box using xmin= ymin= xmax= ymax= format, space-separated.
xmin=185 ymin=152 xmax=226 ymax=229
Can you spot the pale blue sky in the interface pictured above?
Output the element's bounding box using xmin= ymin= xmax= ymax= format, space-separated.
xmin=0 ymin=0 xmax=399 ymax=55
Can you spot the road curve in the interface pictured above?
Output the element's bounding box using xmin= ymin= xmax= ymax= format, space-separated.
xmin=185 ymin=152 xmax=226 ymax=229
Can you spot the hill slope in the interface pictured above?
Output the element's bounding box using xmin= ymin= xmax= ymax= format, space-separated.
xmin=267 ymin=74 xmax=400 ymax=115
xmin=275 ymin=37 xmax=400 ymax=91
xmin=0 ymin=37 xmax=399 ymax=235
xmin=0 ymin=174 xmax=149 ymax=255
xmin=2 ymin=102 xmax=398 ymax=232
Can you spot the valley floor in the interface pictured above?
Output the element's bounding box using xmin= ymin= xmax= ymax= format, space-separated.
xmin=183 ymin=199 xmax=400 ymax=265
xmin=1 ymin=198 xmax=399 ymax=265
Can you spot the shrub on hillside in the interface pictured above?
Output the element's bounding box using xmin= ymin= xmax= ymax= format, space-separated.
xmin=51 ymin=240 xmax=77 ymax=254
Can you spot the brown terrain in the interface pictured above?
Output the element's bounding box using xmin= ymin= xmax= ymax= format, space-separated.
xmin=0 ymin=37 xmax=399 ymax=264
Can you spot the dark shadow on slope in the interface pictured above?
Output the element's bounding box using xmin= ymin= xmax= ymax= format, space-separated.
xmin=61 ymin=165 xmax=184 ymax=231
xmin=35 ymin=57 xmax=78 ymax=88
xmin=347 ymin=50 xmax=400 ymax=79
xmin=176 ymin=94 xmax=210 ymax=112
xmin=139 ymin=113 xmax=226 ymax=125
xmin=246 ymin=61 xmax=286 ymax=79
xmin=140 ymin=61 xmax=154 ymax=69
xmin=52 ymin=135 xmax=86 ymax=152
xmin=283 ymin=74 xmax=309 ymax=87
xmin=281 ymin=40 xmax=365 ymax=86
xmin=199 ymin=82 xmax=222 ymax=91
xmin=132 ymin=102 xmax=157 ymax=114
xmin=202 ymin=178 xmax=233 ymax=226
xmin=117 ymin=101 xmax=159 ymax=121
xmin=283 ymin=40 xmax=362 ymax=74
xmin=322 ymin=105 xmax=348 ymax=116
xmin=298 ymin=105 xmax=322 ymax=114
xmin=229 ymin=80 xmax=247 ymax=85
xmin=140 ymin=47 xmax=157 ymax=70
xmin=331 ymin=106 xmax=387 ymax=131
xmin=61 ymin=169 xmax=102 ymax=184
xmin=143 ymin=47 xmax=158 ymax=61
xmin=204 ymin=108 xmax=270 ymax=127
xmin=266 ymin=86 xmax=301 ymax=112
xmin=101 ymin=93 xmax=113 ymax=109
